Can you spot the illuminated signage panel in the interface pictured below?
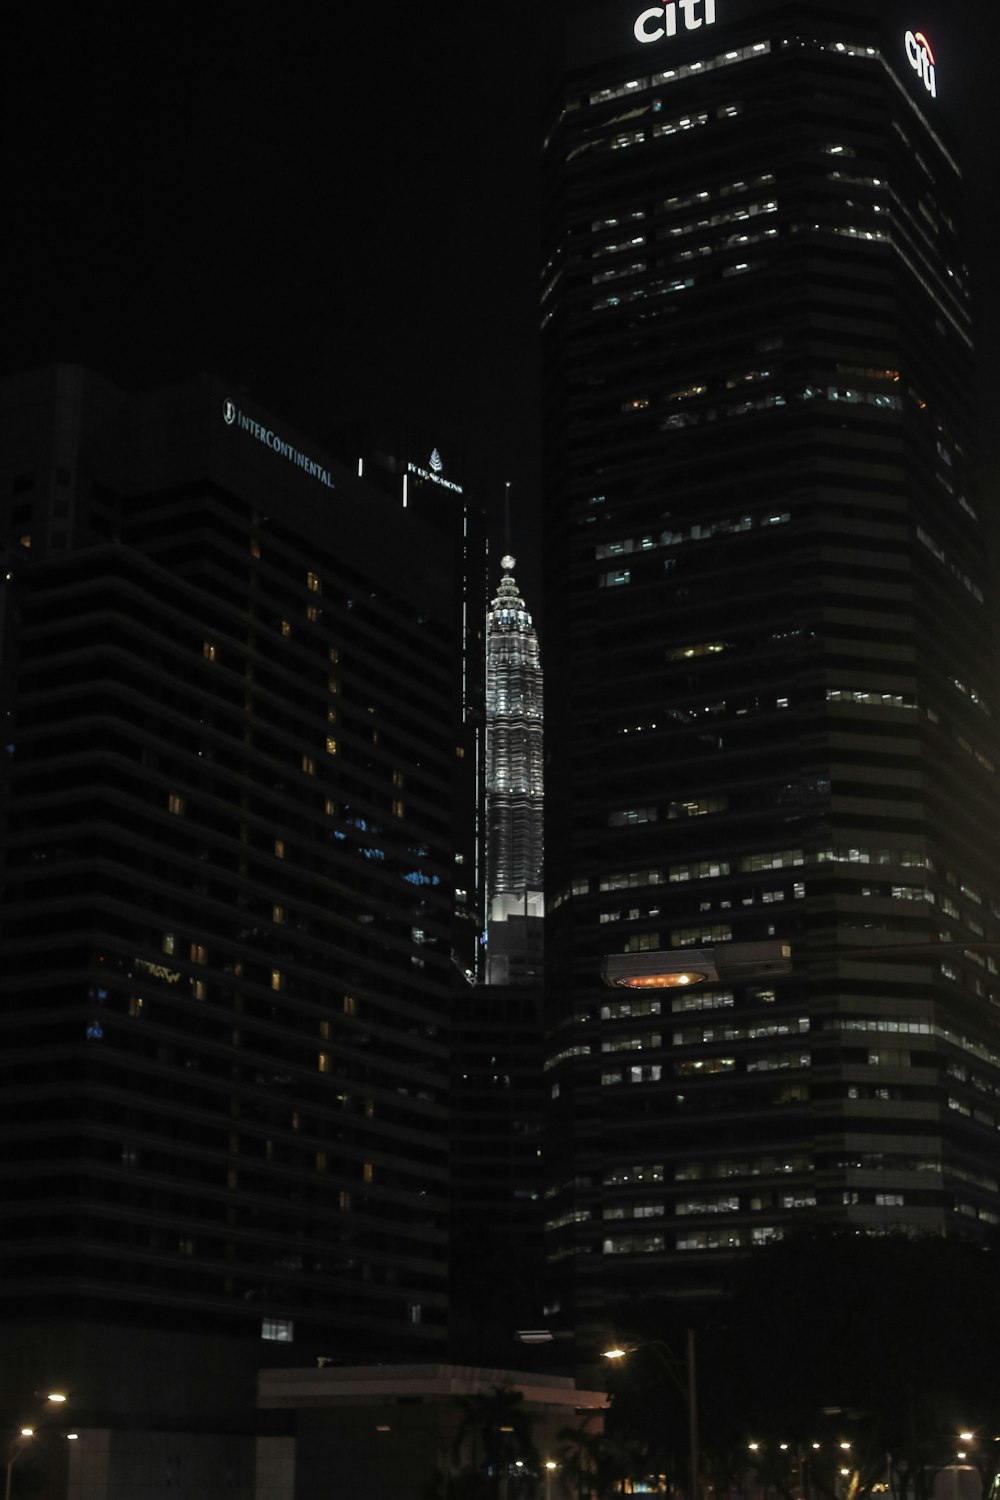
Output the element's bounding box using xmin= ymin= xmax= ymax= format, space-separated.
xmin=634 ymin=0 xmax=716 ymax=45
xmin=904 ymin=29 xmax=936 ymax=97
xmin=222 ymin=397 xmax=335 ymax=490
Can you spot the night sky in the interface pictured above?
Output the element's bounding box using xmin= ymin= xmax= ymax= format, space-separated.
xmin=4 ymin=2 xmax=999 ymax=602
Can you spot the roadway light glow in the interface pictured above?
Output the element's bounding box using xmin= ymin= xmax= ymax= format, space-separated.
xmin=47 ymin=1394 xmax=67 ymax=1404
xmin=20 ymin=1429 xmax=34 ymax=1438
xmin=602 ymin=1347 xmax=628 ymax=1359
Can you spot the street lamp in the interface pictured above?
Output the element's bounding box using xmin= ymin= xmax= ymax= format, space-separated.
xmin=5 ymin=1395 xmax=70 ymax=1500
xmin=603 ymin=1331 xmax=701 ymax=1500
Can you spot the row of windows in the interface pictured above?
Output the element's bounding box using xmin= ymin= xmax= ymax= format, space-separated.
xmin=586 ymin=40 xmax=771 ymax=107
xmin=596 ymin=508 xmax=791 ymax=564
xmin=607 ymin=380 xmax=902 ymax=434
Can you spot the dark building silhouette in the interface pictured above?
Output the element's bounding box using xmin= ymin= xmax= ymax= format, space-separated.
xmin=541 ymin=1 xmax=1000 ymax=1349
xmin=327 ymin=423 xmax=491 ymax=986
xmin=0 ymin=366 xmax=460 ymax=1472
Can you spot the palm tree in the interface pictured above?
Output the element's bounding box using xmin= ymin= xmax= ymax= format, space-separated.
xmin=451 ymin=1386 xmax=541 ymax=1497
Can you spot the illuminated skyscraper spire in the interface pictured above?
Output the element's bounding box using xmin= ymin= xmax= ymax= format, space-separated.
xmin=485 ymin=554 xmax=544 ymax=984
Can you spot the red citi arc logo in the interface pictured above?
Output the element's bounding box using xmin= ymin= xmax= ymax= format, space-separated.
xmin=634 ymin=0 xmax=717 ymax=44
xmin=904 ymin=29 xmax=936 ymax=97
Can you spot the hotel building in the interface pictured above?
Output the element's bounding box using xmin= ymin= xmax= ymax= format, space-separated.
xmin=0 ymin=366 xmax=459 ymax=1462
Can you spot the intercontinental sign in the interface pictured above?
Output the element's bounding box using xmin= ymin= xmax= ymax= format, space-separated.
xmin=223 ymin=398 xmax=335 ymax=491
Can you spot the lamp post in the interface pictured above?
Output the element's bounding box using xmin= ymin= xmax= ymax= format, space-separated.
xmin=603 ymin=1332 xmax=700 ymax=1500
xmin=4 ymin=1396 xmax=69 ymax=1500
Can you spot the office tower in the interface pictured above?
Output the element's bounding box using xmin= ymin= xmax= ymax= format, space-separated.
xmin=333 ymin=424 xmax=491 ymax=983
xmin=0 ymin=367 xmax=458 ymax=1451
xmin=485 ymin=555 xmax=545 ymax=985
xmin=541 ymin=1 xmax=1000 ymax=1344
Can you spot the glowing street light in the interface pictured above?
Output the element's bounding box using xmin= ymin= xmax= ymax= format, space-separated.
xmin=603 ymin=1335 xmax=701 ymax=1500
xmin=6 ymin=1394 xmax=71 ymax=1500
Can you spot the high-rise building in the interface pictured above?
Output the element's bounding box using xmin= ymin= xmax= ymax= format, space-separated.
xmin=541 ymin=0 xmax=1000 ymax=1346
xmin=332 ymin=421 xmax=491 ymax=984
xmin=0 ymin=366 xmax=458 ymax=1458
xmin=485 ymin=555 xmax=545 ymax=985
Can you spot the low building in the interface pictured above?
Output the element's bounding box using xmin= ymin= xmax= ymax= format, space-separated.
xmin=256 ymin=1363 xmax=608 ymax=1500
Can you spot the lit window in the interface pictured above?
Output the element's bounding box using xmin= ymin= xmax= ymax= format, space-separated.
xmin=261 ymin=1318 xmax=294 ymax=1343
xmin=275 ymin=839 xmax=285 ymax=859
xmin=306 ymin=605 xmax=320 ymax=623
xmin=307 ymin=571 xmax=321 ymax=593
xmin=167 ymin=794 xmax=184 ymax=815
xmin=339 ymin=1190 xmax=352 ymax=1210
xmin=163 ymin=932 xmax=175 ymax=955
xmin=302 ymin=755 xmax=316 ymax=775
xmin=192 ymin=980 xmax=206 ymax=1001
xmin=190 ymin=942 xmax=207 ymax=964
xmin=363 ymin=1163 xmax=374 ymax=1184
xmin=203 ymin=641 xmax=216 ymax=661
xmin=129 ymin=996 xmax=143 ymax=1017
xmin=272 ymin=905 xmax=285 ymax=924
xmin=343 ymin=995 xmax=357 ymax=1015
xmin=315 ymin=1151 xmax=327 ymax=1173
xmin=250 ymin=538 xmax=261 ymax=558
xmin=318 ymin=1052 xmax=330 ymax=1073
xmin=392 ymin=799 xmax=405 ymax=818
xmin=326 ymin=737 xmax=337 ymax=756
xmin=281 ymin=620 xmax=292 ymax=637
xmin=392 ymin=770 xmax=405 ymax=788
xmin=271 ymin=970 xmax=283 ymax=992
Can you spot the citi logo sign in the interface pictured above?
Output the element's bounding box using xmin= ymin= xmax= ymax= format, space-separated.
xmin=634 ymin=0 xmax=716 ymax=44
xmin=904 ymin=30 xmax=936 ymax=97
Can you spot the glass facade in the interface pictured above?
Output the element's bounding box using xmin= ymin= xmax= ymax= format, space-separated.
xmin=541 ymin=2 xmax=1000 ymax=1345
